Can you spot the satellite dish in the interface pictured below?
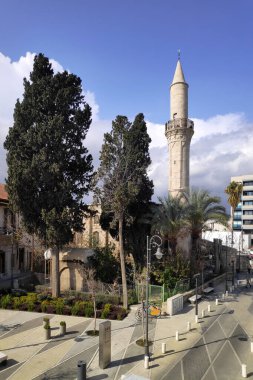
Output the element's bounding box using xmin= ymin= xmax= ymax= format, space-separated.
xmin=44 ymin=248 xmax=52 ymax=260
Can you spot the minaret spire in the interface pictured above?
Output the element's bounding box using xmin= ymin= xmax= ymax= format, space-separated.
xmin=165 ymin=56 xmax=194 ymax=197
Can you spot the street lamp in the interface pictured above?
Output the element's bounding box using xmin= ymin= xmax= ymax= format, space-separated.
xmin=44 ymin=248 xmax=52 ymax=285
xmin=193 ymin=273 xmax=200 ymax=321
xmin=231 ymin=260 xmax=235 ymax=286
xmin=145 ymin=235 xmax=163 ymax=363
xmin=225 ymin=237 xmax=228 ymax=292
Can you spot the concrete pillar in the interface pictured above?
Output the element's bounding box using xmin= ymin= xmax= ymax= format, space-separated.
xmin=162 ymin=343 xmax=166 ymax=354
xmin=144 ymin=355 xmax=149 ymax=369
xmin=242 ymin=364 xmax=247 ymax=378
xmin=187 ymin=321 xmax=191 ymax=331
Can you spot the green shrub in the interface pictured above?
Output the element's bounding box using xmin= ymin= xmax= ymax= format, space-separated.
xmin=26 ymin=293 xmax=37 ymax=302
xmin=28 ymin=301 xmax=35 ymax=312
xmin=60 ymin=321 xmax=66 ymax=326
xmin=0 ymin=294 xmax=12 ymax=309
xmin=71 ymin=301 xmax=83 ymax=316
xmin=12 ymin=296 xmax=22 ymax=310
xmin=54 ymin=299 xmax=64 ymax=315
xmin=41 ymin=300 xmax=50 ymax=313
xmin=101 ymin=303 xmax=111 ymax=319
xmin=84 ymin=307 xmax=94 ymax=318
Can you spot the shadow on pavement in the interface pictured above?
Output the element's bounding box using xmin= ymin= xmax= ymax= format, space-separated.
xmin=109 ymin=353 xmax=144 ymax=368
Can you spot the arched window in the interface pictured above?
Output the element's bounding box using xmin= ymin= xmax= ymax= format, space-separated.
xmin=93 ymin=231 xmax=99 ymax=247
xmin=94 ymin=215 xmax=99 ymax=225
xmin=0 ymin=251 xmax=5 ymax=273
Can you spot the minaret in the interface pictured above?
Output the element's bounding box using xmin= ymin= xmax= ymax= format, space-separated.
xmin=165 ymin=55 xmax=194 ymax=197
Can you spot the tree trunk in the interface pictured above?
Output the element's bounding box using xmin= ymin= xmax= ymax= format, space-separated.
xmin=30 ymin=234 xmax=34 ymax=272
xmin=119 ymin=216 xmax=128 ymax=309
xmin=231 ymin=209 xmax=234 ymax=246
xmin=93 ymin=297 xmax=97 ymax=332
xmin=51 ymin=247 xmax=60 ymax=298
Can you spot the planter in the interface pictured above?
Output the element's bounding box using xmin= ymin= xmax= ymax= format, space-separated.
xmin=60 ymin=325 xmax=66 ymax=335
xmin=44 ymin=328 xmax=51 ymax=340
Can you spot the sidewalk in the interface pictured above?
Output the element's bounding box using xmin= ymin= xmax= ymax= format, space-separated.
xmin=0 ymin=274 xmax=252 ymax=379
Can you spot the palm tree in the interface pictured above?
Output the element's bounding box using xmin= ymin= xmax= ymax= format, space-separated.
xmin=225 ymin=181 xmax=243 ymax=245
xmin=184 ymin=189 xmax=228 ymax=271
xmin=152 ymin=194 xmax=187 ymax=255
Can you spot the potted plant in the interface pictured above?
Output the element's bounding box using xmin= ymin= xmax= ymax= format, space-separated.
xmin=44 ymin=322 xmax=51 ymax=340
xmin=43 ymin=317 xmax=50 ymax=327
xmin=60 ymin=321 xmax=66 ymax=335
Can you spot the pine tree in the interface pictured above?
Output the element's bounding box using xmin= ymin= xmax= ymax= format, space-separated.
xmin=96 ymin=113 xmax=153 ymax=308
xmin=4 ymin=53 xmax=94 ymax=297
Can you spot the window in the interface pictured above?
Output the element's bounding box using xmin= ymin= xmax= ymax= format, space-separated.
xmin=94 ymin=215 xmax=100 ymax=225
xmin=243 ymin=201 xmax=253 ymax=205
xmin=92 ymin=231 xmax=99 ymax=246
xmin=233 ymin=221 xmax=242 ymax=228
xmin=234 ymin=211 xmax=242 ymax=219
xmin=243 ymin=181 xmax=253 ymax=186
xmin=243 ymin=210 xmax=253 ymax=215
xmin=0 ymin=251 xmax=5 ymax=273
xmin=243 ymin=220 xmax=253 ymax=225
xmin=243 ymin=191 xmax=253 ymax=196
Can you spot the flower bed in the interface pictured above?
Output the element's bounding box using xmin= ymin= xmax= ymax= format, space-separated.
xmin=0 ymin=292 xmax=128 ymax=320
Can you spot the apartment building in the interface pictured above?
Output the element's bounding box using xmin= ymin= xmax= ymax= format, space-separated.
xmin=232 ymin=175 xmax=253 ymax=248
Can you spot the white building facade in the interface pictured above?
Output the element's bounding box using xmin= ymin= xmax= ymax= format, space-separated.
xmin=231 ymin=175 xmax=253 ymax=249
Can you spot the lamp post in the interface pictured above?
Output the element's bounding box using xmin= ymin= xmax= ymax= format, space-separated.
xmin=145 ymin=235 xmax=163 ymax=363
xmin=225 ymin=237 xmax=228 ymax=292
xmin=231 ymin=260 xmax=234 ymax=286
xmin=193 ymin=273 xmax=200 ymax=319
xmin=44 ymin=248 xmax=52 ymax=285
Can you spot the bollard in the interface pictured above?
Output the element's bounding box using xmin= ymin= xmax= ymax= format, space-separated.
xmin=175 ymin=331 xmax=179 ymax=341
xmin=77 ymin=360 xmax=86 ymax=380
xmin=222 ymin=293 xmax=225 ymax=300
xmin=232 ymin=285 xmax=235 ymax=291
xmin=195 ymin=315 xmax=199 ymax=323
xmin=215 ymin=298 xmax=219 ymax=306
xmin=162 ymin=342 xmax=166 ymax=354
xmin=242 ymin=363 xmax=247 ymax=378
xmin=144 ymin=355 xmax=149 ymax=369
xmin=208 ymin=304 xmax=211 ymax=312
xmin=201 ymin=309 xmax=205 ymax=318
xmin=251 ymin=341 xmax=253 ymax=353
xmin=187 ymin=321 xmax=191 ymax=332
xmin=226 ymin=290 xmax=228 ymax=297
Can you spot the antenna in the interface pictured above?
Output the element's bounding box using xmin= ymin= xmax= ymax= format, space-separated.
xmin=177 ymin=49 xmax=181 ymax=60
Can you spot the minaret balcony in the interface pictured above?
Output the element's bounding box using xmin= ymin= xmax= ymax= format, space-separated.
xmin=165 ymin=118 xmax=194 ymax=132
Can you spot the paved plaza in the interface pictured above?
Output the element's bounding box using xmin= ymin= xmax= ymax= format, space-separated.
xmin=0 ymin=276 xmax=253 ymax=379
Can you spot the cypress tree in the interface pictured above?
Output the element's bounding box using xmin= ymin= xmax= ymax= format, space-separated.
xmin=4 ymin=53 xmax=94 ymax=297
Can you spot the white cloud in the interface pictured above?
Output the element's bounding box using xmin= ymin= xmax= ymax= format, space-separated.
xmin=0 ymin=52 xmax=99 ymax=184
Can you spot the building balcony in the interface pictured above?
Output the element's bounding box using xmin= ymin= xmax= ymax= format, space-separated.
xmin=243 ymin=185 xmax=253 ymax=191
xmin=242 ymin=215 xmax=253 ymax=220
xmin=165 ymin=118 xmax=194 ymax=132
xmin=242 ymin=195 xmax=253 ymax=201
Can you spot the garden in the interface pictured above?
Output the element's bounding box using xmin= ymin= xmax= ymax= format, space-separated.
xmin=0 ymin=289 xmax=129 ymax=321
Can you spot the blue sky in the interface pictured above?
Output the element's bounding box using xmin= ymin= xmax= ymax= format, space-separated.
xmin=0 ymin=0 xmax=253 ymax=206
